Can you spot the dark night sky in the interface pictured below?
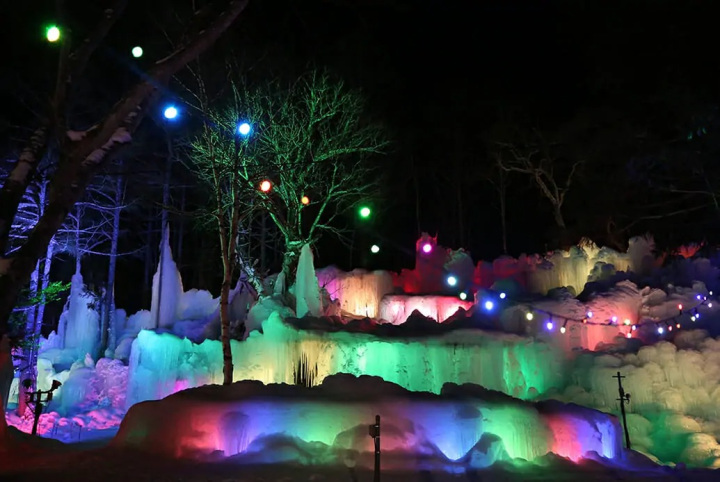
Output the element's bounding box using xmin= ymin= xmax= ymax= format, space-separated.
xmin=3 ymin=0 xmax=720 ymax=307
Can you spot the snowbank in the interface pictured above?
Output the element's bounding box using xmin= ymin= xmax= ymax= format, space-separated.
xmin=114 ymin=374 xmax=623 ymax=469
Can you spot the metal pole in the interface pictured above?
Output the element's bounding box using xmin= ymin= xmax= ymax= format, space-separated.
xmin=614 ymin=371 xmax=632 ymax=449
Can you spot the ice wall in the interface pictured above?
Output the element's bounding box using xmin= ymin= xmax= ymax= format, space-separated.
xmin=316 ymin=267 xmax=394 ymax=318
xmin=378 ymin=295 xmax=473 ymax=324
xmin=125 ymin=315 xmax=566 ymax=407
xmin=114 ymin=375 xmax=623 ymax=467
xmin=149 ymin=225 xmax=183 ymax=329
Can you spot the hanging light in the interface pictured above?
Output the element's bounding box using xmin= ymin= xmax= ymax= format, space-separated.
xmin=546 ymin=320 xmax=554 ymax=331
xmin=560 ymin=320 xmax=568 ymax=334
xmin=586 ymin=311 xmax=593 ymax=319
xmin=459 ymin=292 xmax=468 ymax=301
xmin=525 ymin=311 xmax=534 ymax=321
xmin=623 ymin=319 xmax=631 ymax=326
xmin=499 ymin=292 xmax=507 ymax=299
xmin=301 ymin=195 xmax=310 ymax=205
xmin=483 ymin=300 xmax=494 ymax=311
xmin=370 ymin=244 xmax=380 ymax=254
xmin=626 ymin=332 xmax=632 ymax=339
xmin=259 ymin=180 xmax=272 ymax=192
xmin=45 ymin=25 xmax=61 ymax=42
xmin=421 ymin=242 xmax=433 ymax=254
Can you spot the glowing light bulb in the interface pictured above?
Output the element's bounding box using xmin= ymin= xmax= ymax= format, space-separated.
xmin=586 ymin=311 xmax=593 ymax=318
xmin=710 ymin=291 xmax=714 ymax=296
xmin=658 ymin=326 xmax=664 ymax=334
xmin=499 ymin=292 xmax=507 ymax=299
xmin=446 ymin=275 xmax=457 ymax=287
xmin=631 ymin=324 xmax=637 ymax=331
xmin=459 ymin=292 xmax=467 ymax=301
xmin=546 ymin=321 xmax=554 ymax=331
xmin=623 ymin=319 xmax=631 ymax=326
xmin=611 ymin=316 xmax=618 ymax=323
xmin=237 ymin=122 xmax=252 ymax=136
xmin=421 ymin=242 xmax=432 ymax=254
xmin=163 ymin=106 xmax=178 ymax=119
xmin=46 ymin=25 xmax=60 ymax=42
xmin=560 ymin=326 xmax=566 ymax=334
xmin=370 ymin=244 xmax=380 ymax=254
xmin=526 ymin=312 xmax=534 ymax=321
xmin=691 ymin=315 xmax=697 ymax=322
xmin=259 ymin=180 xmax=272 ymax=192
xmin=709 ymin=302 xmax=713 ymax=308
xmin=678 ymin=304 xmax=683 ymax=311
xmin=697 ymin=294 xmax=703 ymax=300
xmin=131 ymin=46 xmax=143 ymax=58
xmin=301 ymin=195 xmax=310 ymax=205
xmin=676 ymin=323 xmax=681 ymax=329
xmin=626 ymin=332 xmax=632 ymax=338
xmin=359 ymin=206 xmax=371 ymax=219
xmin=483 ymin=300 xmax=494 ymax=311
xmin=668 ymin=325 xmax=673 ymax=331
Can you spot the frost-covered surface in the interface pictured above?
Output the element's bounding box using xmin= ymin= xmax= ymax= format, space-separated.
xmin=114 ymin=374 xmax=623 ymax=469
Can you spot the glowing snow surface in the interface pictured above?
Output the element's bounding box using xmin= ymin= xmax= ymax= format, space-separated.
xmin=115 ymin=375 xmax=623 ymax=468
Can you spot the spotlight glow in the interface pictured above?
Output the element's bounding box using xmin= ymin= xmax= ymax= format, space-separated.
xmin=163 ymin=106 xmax=178 ymax=119
xmin=483 ymin=300 xmax=494 ymax=311
xmin=446 ymin=275 xmax=457 ymax=287
xmin=237 ymin=122 xmax=252 ymax=136
xmin=46 ymin=25 xmax=60 ymax=42
xmin=359 ymin=206 xmax=371 ymax=219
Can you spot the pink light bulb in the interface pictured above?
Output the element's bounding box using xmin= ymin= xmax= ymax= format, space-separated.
xmin=422 ymin=242 xmax=432 ymax=254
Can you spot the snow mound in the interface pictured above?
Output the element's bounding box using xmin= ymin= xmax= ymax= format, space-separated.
xmin=113 ymin=374 xmax=624 ymax=469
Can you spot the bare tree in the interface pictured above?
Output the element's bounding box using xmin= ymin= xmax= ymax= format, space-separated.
xmin=0 ymin=0 xmax=249 ymax=337
xmin=240 ymin=71 xmax=387 ymax=284
xmin=494 ymin=129 xmax=581 ymax=229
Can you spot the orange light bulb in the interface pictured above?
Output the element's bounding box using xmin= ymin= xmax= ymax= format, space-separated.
xmin=301 ymin=195 xmax=310 ymax=205
xmin=259 ymin=180 xmax=272 ymax=192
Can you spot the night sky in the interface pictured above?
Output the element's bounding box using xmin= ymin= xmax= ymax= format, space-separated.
xmin=2 ymin=0 xmax=720 ymax=310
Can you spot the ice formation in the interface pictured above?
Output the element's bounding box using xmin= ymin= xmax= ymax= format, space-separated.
xmin=378 ymin=295 xmax=473 ymax=324
xmin=316 ymin=267 xmax=394 ymax=318
xmin=114 ymin=374 xmax=623 ymax=468
xmin=125 ymin=314 xmax=566 ymax=407
xmin=294 ymin=244 xmax=322 ymax=318
xmin=149 ymin=225 xmax=183 ymax=329
xmin=58 ymin=273 xmax=100 ymax=359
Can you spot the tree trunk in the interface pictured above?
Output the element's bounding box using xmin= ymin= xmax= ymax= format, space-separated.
xmin=0 ymin=0 xmax=251 ymax=335
xmin=552 ymin=204 xmax=566 ymax=229
xmin=101 ymin=175 xmax=123 ymax=356
xmin=143 ymin=218 xmax=154 ymax=306
xmin=219 ymin=269 xmax=233 ymax=385
xmin=282 ymin=241 xmax=303 ymax=288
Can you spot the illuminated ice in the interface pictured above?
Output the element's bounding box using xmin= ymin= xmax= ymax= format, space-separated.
xmin=114 ymin=374 xmax=623 ymax=467
xmin=294 ymin=244 xmax=322 ymax=318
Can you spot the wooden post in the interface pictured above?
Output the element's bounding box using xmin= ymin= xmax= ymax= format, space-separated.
xmin=613 ymin=371 xmax=632 ymax=449
xmin=368 ymin=414 xmax=380 ymax=482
